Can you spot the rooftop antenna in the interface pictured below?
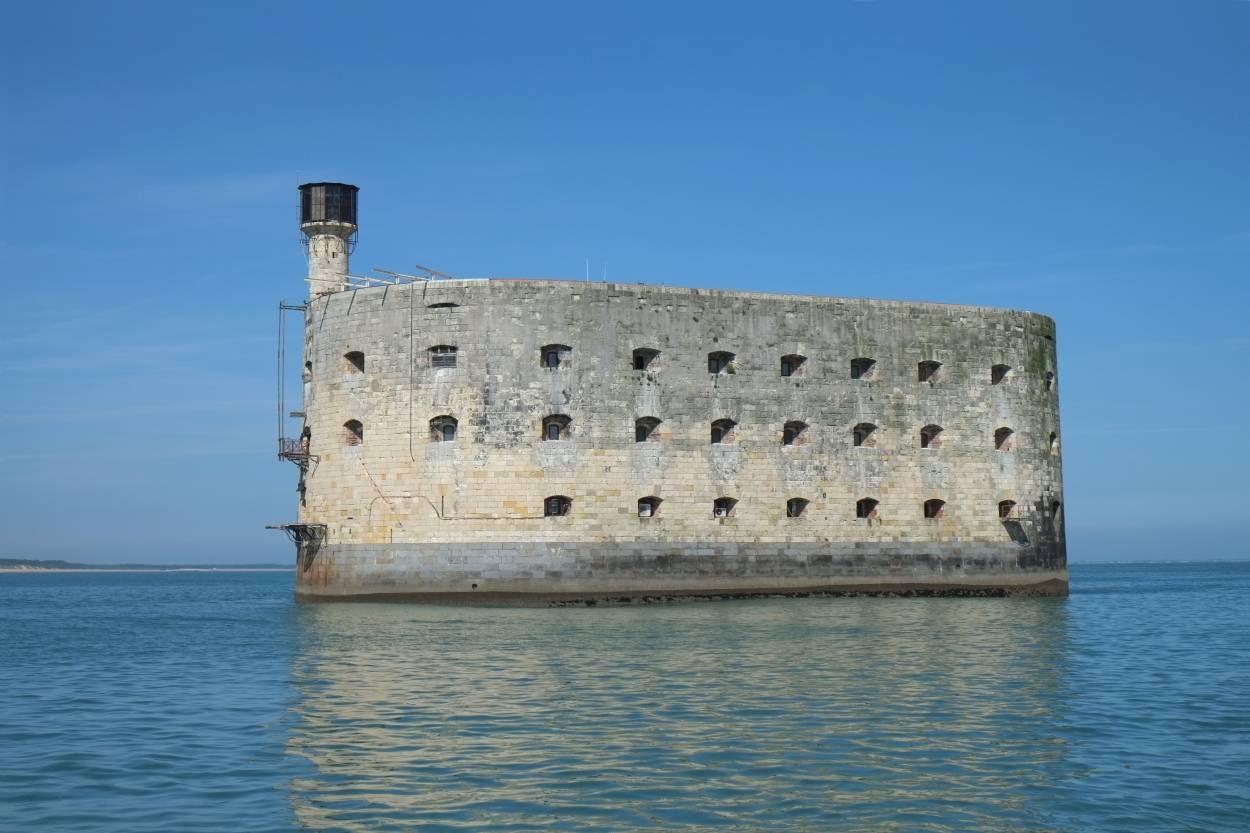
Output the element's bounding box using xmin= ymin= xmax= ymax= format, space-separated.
xmin=373 ymin=268 xmax=428 ymax=282
xmin=602 ymin=261 xmax=608 ymax=282
xmin=585 ymin=257 xmax=590 ymax=282
xmin=414 ymin=263 xmax=455 ymax=281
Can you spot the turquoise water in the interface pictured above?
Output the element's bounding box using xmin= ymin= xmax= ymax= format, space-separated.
xmin=1 ymin=564 xmax=1248 ymax=832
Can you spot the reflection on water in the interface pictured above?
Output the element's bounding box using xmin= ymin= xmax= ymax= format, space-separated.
xmin=3 ymin=567 xmax=1244 ymax=832
xmin=287 ymin=599 xmax=1073 ymax=832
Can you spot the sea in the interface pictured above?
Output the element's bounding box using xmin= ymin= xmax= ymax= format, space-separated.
xmin=1 ymin=563 xmax=1247 ymax=833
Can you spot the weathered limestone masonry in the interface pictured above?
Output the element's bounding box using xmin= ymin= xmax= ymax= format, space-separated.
xmin=292 ymin=278 xmax=1066 ymax=602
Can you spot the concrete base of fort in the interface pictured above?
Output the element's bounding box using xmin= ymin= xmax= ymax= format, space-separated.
xmin=294 ymin=542 xmax=1068 ymax=603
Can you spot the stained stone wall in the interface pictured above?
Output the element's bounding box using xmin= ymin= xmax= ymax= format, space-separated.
xmin=295 ymin=279 xmax=1064 ymax=596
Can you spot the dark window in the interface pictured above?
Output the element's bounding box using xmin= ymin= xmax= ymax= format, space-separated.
xmin=632 ymin=348 xmax=659 ymax=370
xmin=541 ymin=344 xmax=570 ymax=368
xmin=998 ymin=500 xmax=1017 ymax=519
xmin=923 ymin=499 xmax=946 ymax=519
xmin=1050 ymin=500 xmax=1062 ymax=519
xmin=544 ymin=495 xmax=571 ymax=517
xmin=783 ymin=420 xmax=807 ymax=446
xmin=786 ymin=498 xmax=809 ymax=518
xmin=427 ymin=302 xmax=459 ymax=309
xmin=713 ymin=497 xmax=737 ymax=518
xmin=995 ymin=427 xmax=1014 ymax=451
xmin=429 ymin=345 xmax=457 ymax=369
xmin=708 ymin=351 xmax=735 ymax=374
xmin=1045 ymin=371 xmax=1055 ymax=390
xmin=711 ymin=418 xmax=736 ymax=444
xmin=780 ymin=354 xmax=806 ymax=377
xmin=856 ymin=498 xmax=879 ymax=519
xmin=303 ymin=360 xmax=312 ymax=379
xmin=429 ymin=415 xmax=457 ymax=442
xmin=920 ymin=424 xmax=943 ymax=449
xmin=542 ymin=414 xmax=571 ymax=441
xmin=991 ymin=364 xmax=1012 ymax=385
xmin=343 ymin=419 xmax=363 ymax=446
xmin=1050 ymin=432 xmax=1059 ymax=455
xmin=918 ymin=360 xmax=941 ymax=382
xmin=638 ymin=496 xmax=661 ymax=518
xmin=851 ymin=357 xmax=876 ymax=380
xmin=344 ymin=351 xmax=365 ymax=373
xmin=853 ymin=422 xmax=878 ymax=447
xmin=635 ymin=417 xmax=661 ymax=442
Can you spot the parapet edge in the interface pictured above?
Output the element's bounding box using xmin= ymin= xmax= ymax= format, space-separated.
xmin=337 ymin=277 xmax=1058 ymax=327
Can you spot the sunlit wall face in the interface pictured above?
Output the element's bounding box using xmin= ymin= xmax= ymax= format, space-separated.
xmin=286 ymin=599 xmax=1072 ymax=831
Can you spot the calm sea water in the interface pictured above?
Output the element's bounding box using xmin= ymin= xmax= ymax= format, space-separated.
xmin=1 ymin=564 xmax=1248 ymax=833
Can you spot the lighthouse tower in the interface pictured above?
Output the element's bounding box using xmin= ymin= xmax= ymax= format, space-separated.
xmin=298 ymin=182 xmax=358 ymax=297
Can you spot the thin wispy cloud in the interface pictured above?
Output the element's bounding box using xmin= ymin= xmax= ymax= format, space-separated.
xmin=965 ymin=271 xmax=1086 ymax=292
xmin=136 ymin=171 xmax=300 ymax=211
xmin=869 ymin=234 xmax=1250 ymax=282
xmin=0 ymin=398 xmax=271 ymax=424
xmin=0 ymin=335 xmax=272 ymax=374
xmin=1065 ymin=424 xmax=1250 ymax=438
xmin=0 ymin=444 xmax=265 ymax=465
xmin=0 ymin=303 xmax=148 ymax=350
xmin=1089 ymin=335 xmax=1250 ymax=357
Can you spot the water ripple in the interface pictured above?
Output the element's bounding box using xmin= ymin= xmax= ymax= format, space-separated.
xmin=2 ymin=564 xmax=1249 ymax=831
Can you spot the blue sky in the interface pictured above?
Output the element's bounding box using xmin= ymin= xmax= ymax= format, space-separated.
xmin=2 ymin=1 xmax=1247 ymax=564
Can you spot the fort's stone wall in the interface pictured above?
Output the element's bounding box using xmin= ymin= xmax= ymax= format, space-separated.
xmin=294 ymin=279 xmax=1065 ymax=599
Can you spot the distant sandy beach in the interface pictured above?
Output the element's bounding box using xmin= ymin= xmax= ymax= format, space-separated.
xmin=0 ymin=567 xmax=294 ymax=573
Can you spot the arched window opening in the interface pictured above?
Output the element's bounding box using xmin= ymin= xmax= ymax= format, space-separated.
xmin=856 ymin=498 xmax=879 ymax=519
xmin=632 ymin=348 xmax=659 ymax=370
xmin=783 ymin=420 xmax=808 ymax=446
xmin=638 ymin=496 xmax=662 ymax=518
xmin=920 ymin=424 xmax=943 ymax=449
xmin=991 ymin=364 xmax=1012 ymax=385
xmin=544 ymin=495 xmax=571 ymax=517
xmin=1050 ymin=432 xmax=1060 ymax=455
xmin=713 ymin=497 xmax=737 ymax=518
xmin=918 ymin=360 xmax=942 ymax=383
xmin=786 ymin=498 xmax=809 ymax=518
xmin=853 ymin=422 xmax=878 ymax=448
xmin=542 ymin=414 xmax=571 ymax=441
xmin=780 ymin=354 xmax=806 ymax=377
xmin=1050 ymin=500 xmax=1062 ymax=519
xmin=635 ymin=417 xmax=661 ymax=442
xmin=541 ymin=344 xmax=571 ymax=368
xmin=851 ymin=357 xmax=876 ymax=380
xmin=994 ymin=427 xmax=1015 ymax=451
xmin=429 ymin=415 xmax=457 ymax=442
xmin=998 ymin=500 xmax=1018 ymax=519
xmin=428 ymin=345 xmax=458 ymax=369
xmin=710 ymin=418 xmax=736 ymax=444
xmin=303 ymin=360 xmax=312 ymax=379
xmin=708 ymin=351 xmax=736 ymax=374
xmin=343 ymin=419 xmax=363 ymax=446
xmin=344 ymin=351 xmax=365 ymax=374
xmin=923 ymin=499 xmax=946 ymax=519
xmin=427 ymin=302 xmax=459 ymax=309
xmin=1045 ymin=371 xmax=1055 ymax=390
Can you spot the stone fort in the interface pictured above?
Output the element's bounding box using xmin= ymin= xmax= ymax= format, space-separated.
xmin=276 ymin=183 xmax=1067 ymax=601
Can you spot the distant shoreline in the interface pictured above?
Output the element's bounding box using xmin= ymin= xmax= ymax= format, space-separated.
xmin=0 ymin=567 xmax=294 ymax=573
xmin=0 ymin=558 xmax=293 ymax=573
